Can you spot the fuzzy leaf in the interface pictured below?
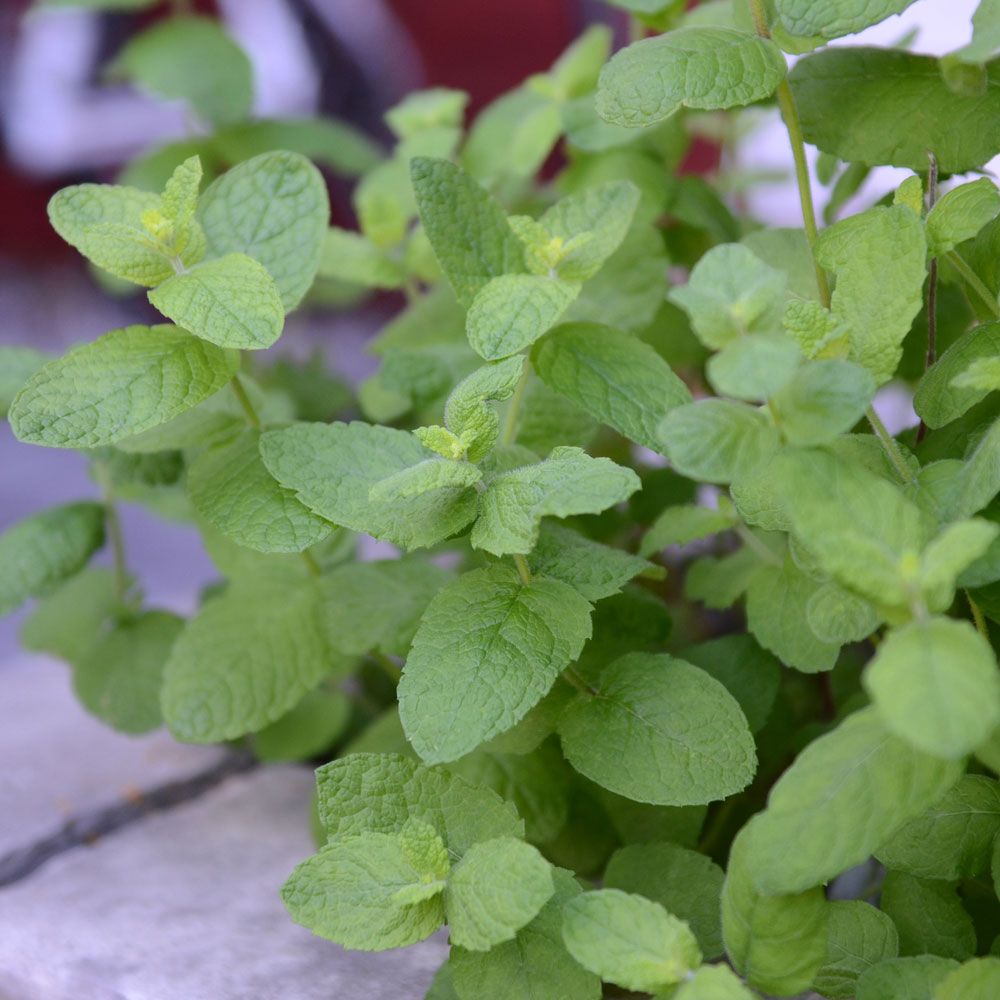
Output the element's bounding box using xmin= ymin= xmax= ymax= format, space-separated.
xmin=398 ymin=564 xmax=593 ymax=763
xmin=926 ymin=178 xmax=1000 ymax=257
xmin=864 ymin=617 xmax=1000 ymax=760
xmin=813 ymin=901 xmax=899 ymax=1000
xmin=914 ymin=323 xmax=1000 ymax=429
xmin=561 ymin=889 xmax=702 ymax=993
xmin=855 ymin=956 xmax=960 ymax=1000
xmin=771 ymin=359 xmax=876 ymax=445
xmin=707 ymin=334 xmax=803 ymax=402
xmin=532 ymin=322 xmax=692 ymax=450
xmin=641 ymin=504 xmax=733 ymax=555
xmin=558 ymin=652 xmax=757 ymax=805
xmin=667 ymin=965 xmax=756 ymax=1000
xmin=9 ymin=325 xmax=238 ymax=449
xmin=597 ymin=28 xmax=786 ymax=127
xmin=444 ymin=355 xmax=525 ymax=461
xmin=880 ymin=872 xmax=975 ymax=960
xmin=197 ymin=151 xmax=329 ymax=309
xmin=934 ymin=958 xmax=1000 ymax=999
xmin=253 ymin=688 xmax=351 ymax=762
xmin=471 ymin=446 xmax=640 ymax=556
xmin=445 ymin=838 xmax=554 ymax=951
xmin=774 ymin=0 xmax=918 ymax=39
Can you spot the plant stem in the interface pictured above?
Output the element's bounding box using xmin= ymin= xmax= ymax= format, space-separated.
xmin=946 ymin=251 xmax=1000 ymax=320
xmin=916 ymin=155 xmax=940 ymax=446
xmin=968 ymin=591 xmax=990 ymax=639
xmin=748 ymin=0 xmax=831 ymax=307
xmin=95 ymin=462 xmax=129 ymax=607
xmin=513 ymin=553 xmax=533 ymax=586
xmin=300 ymin=549 xmax=322 ymax=578
xmin=501 ymin=359 xmax=531 ymax=445
xmin=866 ymin=406 xmax=915 ymax=485
xmin=230 ymin=375 xmax=262 ymax=429
xmin=698 ymin=796 xmax=738 ymax=855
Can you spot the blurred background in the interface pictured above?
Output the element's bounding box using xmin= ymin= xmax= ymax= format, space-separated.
xmin=0 ymin=0 xmax=988 ymax=658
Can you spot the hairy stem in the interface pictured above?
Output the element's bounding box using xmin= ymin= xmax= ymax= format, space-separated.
xmin=748 ymin=0 xmax=831 ymax=307
xmin=968 ymin=591 xmax=990 ymax=639
xmin=501 ymin=359 xmax=531 ymax=445
xmin=95 ymin=461 xmax=129 ymax=607
xmin=947 ymin=250 xmax=1000 ymax=320
xmin=866 ymin=406 xmax=915 ymax=485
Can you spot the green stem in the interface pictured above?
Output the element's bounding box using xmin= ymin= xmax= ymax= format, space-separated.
xmin=735 ymin=523 xmax=780 ymax=566
xmin=697 ymin=796 xmax=739 ymax=855
xmin=300 ymin=549 xmax=322 ymax=578
xmin=968 ymin=591 xmax=990 ymax=639
xmin=501 ymin=359 xmax=531 ymax=446
xmin=513 ymin=553 xmax=533 ymax=586
xmin=748 ymin=0 xmax=831 ymax=308
xmin=866 ymin=406 xmax=915 ymax=485
xmin=95 ymin=462 xmax=129 ymax=607
xmin=230 ymin=375 xmax=262 ymax=429
xmin=946 ymin=251 xmax=1000 ymax=320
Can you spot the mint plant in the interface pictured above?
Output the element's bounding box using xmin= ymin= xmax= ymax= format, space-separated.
xmin=10 ymin=0 xmax=1000 ymax=996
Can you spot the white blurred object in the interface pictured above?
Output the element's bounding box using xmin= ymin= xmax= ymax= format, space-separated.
xmin=741 ymin=0 xmax=985 ymax=227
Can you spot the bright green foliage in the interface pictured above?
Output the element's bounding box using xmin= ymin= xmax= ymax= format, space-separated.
xmin=744 ymin=708 xmax=963 ymax=895
xmin=253 ymin=688 xmax=351 ymax=762
xmin=604 ymin=842 xmax=724 ymax=957
xmin=558 ymin=653 xmax=756 ymax=805
xmin=148 ymin=254 xmax=284 ymax=350
xmin=0 ymin=347 xmax=49 ymax=417
xmin=398 ymin=564 xmax=592 ymax=763
xmin=74 ymin=611 xmax=183 ymax=733
xmin=876 ymin=774 xmax=1000 ymax=880
xmin=449 ymin=867 xmax=602 ymax=1000
xmin=9 ymin=325 xmax=238 ymax=448
xmin=442 ymin=355 xmax=525 ymax=460
xmin=664 ymin=965 xmax=756 ymax=1000
xmin=187 ymin=429 xmax=333 ymax=553
xmin=597 ymin=28 xmax=786 ymax=127
xmin=915 ymin=324 xmax=1000 ymax=428
xmin=813 ymin=901 xmax=899 ymax=1000
xmin=707 ymin=335 xmax=802 ymax=402
xmin=880 ymin=872 xmax=976 ymax=960
xmin=641 ymin=503 xmax=733 ymax=555
xmin=260 ymin=422 xmax=479 ymax=550
xmin=444 ymin=838 xmax=553 ymax=950
xmin=856 ymin=956 xmax=960 ymax=1000
xmin=770 ymin=360 xmax=875 ymax=445
xmin=161 ymin=578 xmax=335 ymax=741
xmin=774 ymin=0 xmax=918 ymax=39
xmin=533 ymin=322 xmax=692 ymax=450
xmin=0 ymin=503 xmax=105 ymax=617
xmin=864 ymin=617 xmax=1000 ymax=759
xmin=197 ymin=151 xmax=329 ymax=309
xmin=790 ymin=48 xmax=1000 ymax=173
xmin=109 ymin=16 xmax=252 ymax=127
xmin=472 ymin=446 xmax=640 ymax=555
xmin=926 ymin=179 xmax=1000 ymax=257
xmin=934 ymin=958 xmax=1000 ymax=999
xmin=814 ymin=205 xmax=927 ymax=383
xmin=561 ymin=888 xmax=702 ymax=993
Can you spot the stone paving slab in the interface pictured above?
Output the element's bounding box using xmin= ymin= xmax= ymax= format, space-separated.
xmin=1 ymin=655 xmax=227 ymax=858
xmin=0 ymin=767 xmax=448 ymax=1000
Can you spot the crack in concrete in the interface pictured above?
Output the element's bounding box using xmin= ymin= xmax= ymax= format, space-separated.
xmin=0 ymin=751 xmax=257 ymax=887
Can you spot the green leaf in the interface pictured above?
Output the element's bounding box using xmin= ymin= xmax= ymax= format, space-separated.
xmin=449 ymin=867 xmax=602 ymax=1000
xmin=558 ymin=652 xmax=757 ymax=805
xmin=444 ymin=837 xmax=554 ymax=950
xmin=317 ymin=558 xmax=453 ymax=657
xmin=771 ymin=359 xmax=876 ymax=445
xmin=815 ymin=205 xmax=928 ymax=383
xmin=789 ymin=48 xmax=1000 ymax=173
xmin=282 ymin=822 xmax=448 ymax=950
xmin=318 ymin=227 xmax=405 ymax=288
xmin=148 ymin=254 xmax=284 ymax=350
xmin=259 ymin=422 xmax=479 ymax=550
xmin=685 ymin=547 xmax=763 ymax=611
xmin=187 ymin=429 xmax=333 ymax=554
xmin=398 ymin=564 xmax=593 ymax=763
xmin=876 ymin=774 xmax=1000 ymax=880
xmin=471 ymin=446 xmax=640 ymax=556
xmin=856 ymin=956 xmax=961 ymax=1000
xmin=813 ymin=901 xmax=900 ymax=1000
xmin=745 ymin=553 xmax=841 ymax=672
xmin=665 ymin=965 xmax=757 ymax=1000
xmin=641 ymin=503 xmax=733 ymax=556
xmin=466 ymin=275 xmax=580 ymax=361
xmin=314 ymin=752 xmax=524 ymax=856
xmin=880 ymin=871 xmax=976 ymax=960
xmin=915 ymin=323 xmax=1000 ymax=429
xmin=442 ymin=355 xmax=525 ymax=460
xmin=527 ymin=522 xmax=660 ymax=602
xmin=658 ymin=400 xmax=780 ymax=484
xmin=721 ymin=820 xmax=829 ymax=996
xmin=197 ymin=151 xmax=329 ymax=310
xmin=161 ymin=578 xmax=335 ymax=742
xmin=368 ymin=458 xmax=482 ymax=503
xmin=253 ymin=688 xmax=351 ymax=762
xmin=934 ymin=959 xmax=1000 ymax=1000
xmin=20 ymin=567 xmax=120 ymax=663
xmin=561 ymin=888 xmax=702 ymax=993
xmin=864 ymin=617 xmax=1000 ymax=759
xmin=9 ymin=325 xmax=238 ymax=449
xmin=74 ymin=611 xmax=183 ymax=734
xmin=596 ymin=28 xmax=786 ymax=127
xmin=110 ymin=16 xmax=251 ymax=126
xmin=532 ymin=322 xmax=692 ymax=450
xmin=0 ymin=502 xmax=105 ymax=616
xmin=926 ymin=179 xmax=1000 ymax=256
xmin=411 ymin=157 xmax=525 ymax=309
xmin=743 ymin=707 xmax=964 ymax=895
xmin=806 ymin=581 xmax=881 ymax=645
xmin=385 ymin=87 xmax=467 ymax=138
xmin=668 ymin=244 xmax=786 ymax=349
xmin=680 ymin=634 xmax=782 ymax=733
xmin=0 ymin=347 xmax=49 ymax=418
xmin=604 ymin=843 xmax=724 ymax=958
xmin=774 ymin=0 xmax=918 ymax=39
xmin=706 ymin=334 xmax=803 ymax=402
